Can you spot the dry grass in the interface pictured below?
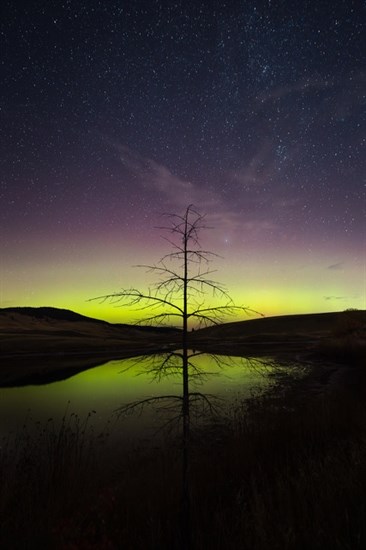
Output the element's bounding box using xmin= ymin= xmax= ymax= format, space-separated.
xmin=1 ymin=375 xmax=366 ymax=549
xmin=317 ymin=336 xmax=366 ymax=367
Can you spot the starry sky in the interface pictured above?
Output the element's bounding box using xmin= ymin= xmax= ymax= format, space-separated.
xmin=1 ymin=0 xmax=365 ymax=323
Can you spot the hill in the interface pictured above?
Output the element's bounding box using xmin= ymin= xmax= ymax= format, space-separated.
xmin=190 ymin=310 xmax=366 ymax=358
xmin=2 ymin=307 xmax=365 ymax=356
xmin=0 ymin=307 xmax=180 ymax=385
xmin=0 ymin=306 xmax=178 ymax=333
xmin=195 ymin=310 xmax=365 ymax=337
xmin=0 ymin=307 xmax=180 ymax=353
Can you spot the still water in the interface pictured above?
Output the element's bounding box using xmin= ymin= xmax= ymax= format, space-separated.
xmin=0 ymin=353 xmax=301 ymax=443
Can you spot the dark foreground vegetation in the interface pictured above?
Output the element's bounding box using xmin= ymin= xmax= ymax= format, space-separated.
xmin=1 ymin=365 xmax=366 ymax=550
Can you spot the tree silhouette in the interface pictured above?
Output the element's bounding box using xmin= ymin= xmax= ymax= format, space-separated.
xmin=92 ymin=204 xmax=256 ymax=548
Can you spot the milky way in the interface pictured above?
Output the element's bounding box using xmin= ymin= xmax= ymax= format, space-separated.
xmin=1 ymin=1 xmax=365 ymax=320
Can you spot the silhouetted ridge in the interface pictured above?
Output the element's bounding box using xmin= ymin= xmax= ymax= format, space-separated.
xmin=193 ymin=310 xmax=366 ymax=337
xmin=0 ymin=306 xmax=180 ymax=333
xmin=0 ymin=307 xmax=108 ymax=324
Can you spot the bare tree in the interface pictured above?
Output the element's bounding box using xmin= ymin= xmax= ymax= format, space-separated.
xmin=92 ymin=204 xmax=256 ymax=549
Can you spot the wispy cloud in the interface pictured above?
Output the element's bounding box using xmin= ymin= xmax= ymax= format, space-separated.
xmin=207 ymin=210 xmax=277 ymax=241
xmin=257 ymin=75 xmax=333 ymax=105
xmin=272 ymin=198 xmax=301 ymax=209
xmin=111 ymin=143 xmax=222 ymax=211
xmin=324 ymin=295 xmax=346 ymax=301
xmin=110 ymin=142 xmax=279 ymax=241
xmin=327 ymin=262 xmax=344 ymax=270
xmin=257 ymin=71 xmax=365 ymax=123
xmin=230 ymin=142 xmax=274 ymax=188
xmin=117 ymin=144 xmax=192 ymax=194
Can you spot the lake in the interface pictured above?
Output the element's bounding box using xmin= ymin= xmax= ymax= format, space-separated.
xmin=0 ymin=353 xmax=305 ymax=445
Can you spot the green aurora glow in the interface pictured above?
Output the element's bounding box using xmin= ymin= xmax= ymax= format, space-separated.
xmin=2 ymin=231 xmax=364 ymax=323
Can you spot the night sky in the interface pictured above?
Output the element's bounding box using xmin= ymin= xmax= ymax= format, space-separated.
xmin=1 ymin=1 xmax=365 ymax=322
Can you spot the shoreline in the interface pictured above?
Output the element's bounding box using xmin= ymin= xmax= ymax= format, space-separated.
xmin=0 ymin=342 xmax=356 ymax=392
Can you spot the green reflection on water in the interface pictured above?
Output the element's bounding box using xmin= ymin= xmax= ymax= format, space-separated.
xmin=0 ymin=354 xmax=288 ymax=440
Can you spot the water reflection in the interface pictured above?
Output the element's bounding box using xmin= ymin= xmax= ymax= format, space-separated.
xmin=0 ymin=353 xmax=295 ymax=441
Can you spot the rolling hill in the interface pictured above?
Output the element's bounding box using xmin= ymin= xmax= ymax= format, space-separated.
xmin=0 ymin=307 xmax=180 ymax=386
xmin=0 ymin=306 xmax=179 ymax=357
xmin=193 ymin=310 xmax=366 ymax=338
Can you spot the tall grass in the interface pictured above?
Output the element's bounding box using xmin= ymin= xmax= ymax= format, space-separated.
xmin=1 ymin=381 xmax=366 ymax=548
xmin=0 ymin=407 xmax=108 ymax=548
xmin=316 ymin=310 xmax=366 ymax=367
xmin=317 ymin=335 xmax=366 ymax=367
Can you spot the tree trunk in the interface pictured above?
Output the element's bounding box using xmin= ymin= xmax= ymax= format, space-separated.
xmin=181 ymin=212 xmax=190 ymax=549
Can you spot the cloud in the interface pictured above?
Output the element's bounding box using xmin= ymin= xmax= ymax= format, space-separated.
xmin=257 ymin=71 xmax=365 ymax=123
xmin=327 ymin=262 xmax=344 ymax=270
xmin=256 ymin=75 xmax=333 ymax=105
xmin=109 ymin=142 xmax=279 ymax=241
xmin=230 ymin=142 xmax=274 ymax=188
xmin=207 ymin=210 xmax=277 ymax=241
xmin=117 ymin=144 xmax=192 ymax=195
xmin=272 ymin=198 xmax=301 ymax=209
xmin=109 ymin=143 xmax=227 ymax=212
xmin=324 ymin=296 xmax=346 ymax=301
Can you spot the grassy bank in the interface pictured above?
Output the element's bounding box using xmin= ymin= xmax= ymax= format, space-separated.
xmin=1 ymin=368 xmax=366 ymax=549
